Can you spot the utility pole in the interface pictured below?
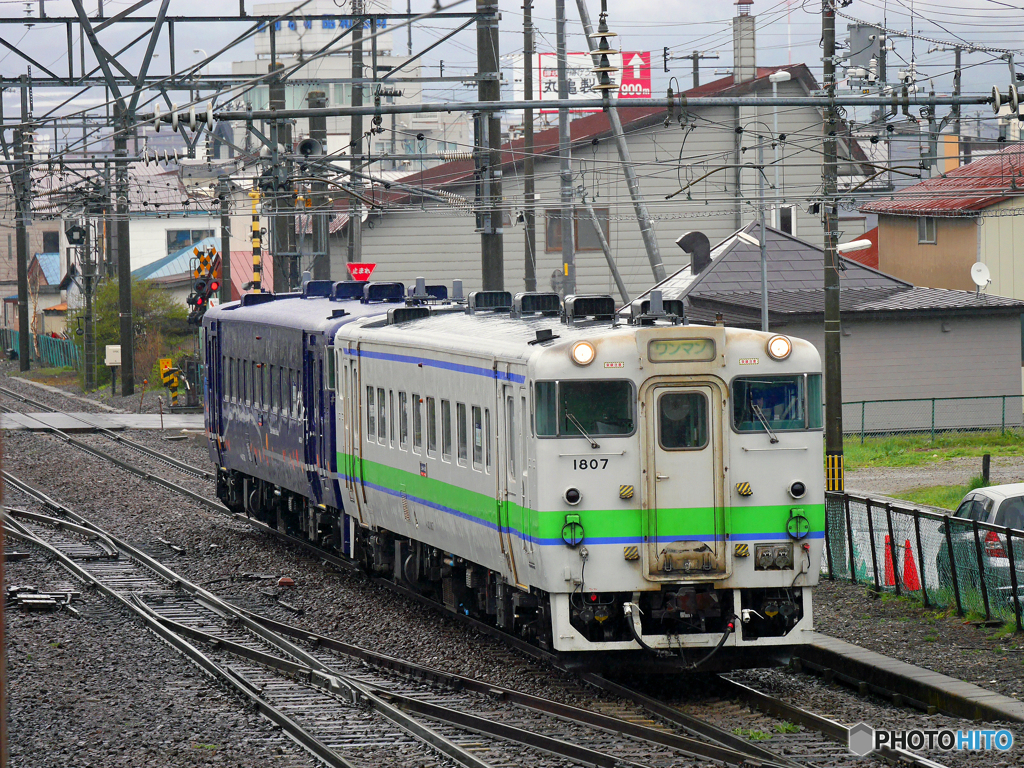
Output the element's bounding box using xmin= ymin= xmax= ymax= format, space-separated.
xmin=13 ymin=127 xmax=30 ymax=372
xmin=82 ymin=218 xmax=96 ymax=391
xmin=348 ymin=2 xmax=364 ymax=266
xmin=758 ymin=135 xmax=768 ymax=332
xmin=218 ymin=176 xmax=231 ymax=304
xmin=523 ymin=0 xmax=537 ymax=292
xmin=114 ymin=102 xmax=134 ymax=396
xmin=576 ymin=0 xmax=665 ymax=283
xmin=556 ymin=0 xmax=574 ymax=296
xmin=676 ymin=51 xmax=719 ymax=88
xmin=308 ymin=90 xmax=330 ymax=280
xmin=822 ymin=0 xmax=843 ymax=493
xmin=269 ymin=62 xmax=290 ymax=291
xmin=477 ymin=0 xmax=503 ymax=290
xmin=953 ymin=46 xmax=962 ymax=140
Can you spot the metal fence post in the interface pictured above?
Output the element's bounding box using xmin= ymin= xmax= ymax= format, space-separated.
xmin=913 ymin=509 xmax=929 ymax=607
xmin=886 ymin=504 xmax=901 ymax=596
xmin=866 ymin=499 xmax=881 ymax=591
xmin=845 ymin=494 xmax=856 ymax=584
xmin=973 ymin=520 xmax=992 ymax=621
xmin=930 ymin=398 xmax=936 ymax=443
xmin=1006 ymin=529 xmax=1022 ymax=632
xmin=944 ymin=516 xmax=964 ymax=617
xmin=1002 ymin=396 xmax=1007 ymax=435
xmin=825 ymin=496 xmax=835 ymax=580
xmin=861 ymin=401 xmax=865 ymax=444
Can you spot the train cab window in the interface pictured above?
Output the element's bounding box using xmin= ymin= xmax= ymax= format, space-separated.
xmin=807 ymin=374 xmax=823 ymax=429
xmin=658 ymin=392 xmax=709 ymax=450
xmin=485 ymin=409 xmax=492 ymax=470
xmin=534 ymin=380 xmax=635 ymax=437
xmin=426 ymin=397 xmax=437 ymax=455
xmin=472 ymin=406 xmax=483 ymax=470
xmin=399 ymin=392 xmax=409 ymax=449
xmin=457 ymin=403 xmax=468 ymax=466
xmin=733 ymin=375 xmax=817 ymax=432
xmin=327 ymin=351 xmax=336 ymax=390
xmin=366 ymin=387 xmax=376 ymax=439
xmin=441 ymin=399 xmax=452 ymax=461
xmin=377 ymin=388 xmax=387 ymax=445
xmin=413 ymin=393 xmax=423 ymax=452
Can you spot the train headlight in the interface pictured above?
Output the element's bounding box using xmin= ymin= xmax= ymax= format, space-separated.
xmin=564 ymin=487 xmax=582 ymax=505
xmin=789 ymin=481 xmax=806 ymax=499
xmin=570 ymin=341 xmax=596 ymax=366
xmin=766 ymin=335 xmax=792 ymax=360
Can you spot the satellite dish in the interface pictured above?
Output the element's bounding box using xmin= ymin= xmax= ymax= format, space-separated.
xmin=971 ymin=262 xmax=991 ymax=288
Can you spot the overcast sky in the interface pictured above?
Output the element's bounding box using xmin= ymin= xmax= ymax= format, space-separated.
xmin=1 ymin=0 xmax=1020 ymax=138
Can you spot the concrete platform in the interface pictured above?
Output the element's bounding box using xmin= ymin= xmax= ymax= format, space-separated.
xmin=797 ymin=632 xmax=1024 ymax=723
xmin=1 ymin=412 xmax=204 ymax=431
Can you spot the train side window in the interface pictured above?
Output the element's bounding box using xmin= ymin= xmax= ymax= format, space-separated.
xmin=275 ymin=367 xmax=283 ymax=412
xmin=227 ymin=359 xmax=234 ymax=400
xmin=327 ymin=350 xmax=336 ymax=390
xmin=413 ymin=394 xmax=423 ymax=453
xmin=426 ymin=397 xmax=437 ymax=456
xmin=441 ymin=400 xmax=452 ymax=461
xmin=251 ymin=361 xmax=257 ymax=405
xmin=367 ymin=386 xmax=376 ymax=439
xmin=389 ymin=390 xmax=395 ymax=447
xmin=282 ymin=368 xmax=290 ymax=415
xmin=262 ymin=364 xmax=269 ymax=408
xmin=242 ymin=362 xmax=248 ymax=405
xmin=506 ymin=396 xmax=516 ymax=477
xmin=399 ymin=392 xmax=409 ymax=449
xmin=269 ymin=365 xmax=275 ymax=409
xmin=377 ymin=387 xmax=387 ymax=446
xmin=457 ymin=403 xmax=468 ymax=466
xmin=485 ymin=408 xmax=492 ymax=471
xmin=471 ymin=406 xmax=483 ymax=470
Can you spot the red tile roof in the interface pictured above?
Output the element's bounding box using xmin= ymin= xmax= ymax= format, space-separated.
xmin=860 ymin=143 xmax=1024 ymax=215
xmin=346 ymin=64 xmax=817 ymax=210
xmin=843 ymin=226 xmax=878 ymax=269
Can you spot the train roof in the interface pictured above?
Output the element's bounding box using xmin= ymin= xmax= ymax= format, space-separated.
xmin=204 ymin=291 xmax=391 ymax=336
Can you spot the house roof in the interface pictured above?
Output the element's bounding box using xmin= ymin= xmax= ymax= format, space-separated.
xmin=132 ymin=236 xmax=219 ymax=280
xmin=352 ymin=64 xmax=826 ymax=209
xmin=31 ymin=252 xmax=61 ymax=285
xmin=842 ymin=226 xmax=878 ymax=269
xmin=634 ymin=223 xmax=1024 ymax=325
xmin=860 ymin=142 xmax=1024 ymax=216
xmin=43 ymin=302 xmax=68 ymax=313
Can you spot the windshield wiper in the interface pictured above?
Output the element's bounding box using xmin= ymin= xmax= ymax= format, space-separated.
xmin=751 ymin=404 xmax=780 ymax=444
xmin=565 ymin=410 xmax=600 ymax=449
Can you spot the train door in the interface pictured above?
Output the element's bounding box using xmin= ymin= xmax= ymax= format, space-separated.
xmin=519 ymin=385 xmax=534 ymax=559
xmin=302 ymin=334 xmax=322 ymax=503
xmin=642 ymin=382 xmax=727 ymax=580
xmin=498 ymin=383 xmax=527 ymax=587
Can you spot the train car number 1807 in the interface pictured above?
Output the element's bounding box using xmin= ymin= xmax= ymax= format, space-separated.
xmin=572 ymin=458 xmax=610 ymax=470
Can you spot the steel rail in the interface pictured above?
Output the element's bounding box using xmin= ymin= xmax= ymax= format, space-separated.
xmin=3 ymin=507 xmax=118 ymax=558
xmin=0 ymin=384 xmax=214 ymax=480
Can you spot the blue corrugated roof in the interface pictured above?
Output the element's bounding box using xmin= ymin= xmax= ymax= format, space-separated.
xmin=34 ymin=253 xmax=60 ymax=285
xmin=133 ymin=236 xmax=218 ymax=280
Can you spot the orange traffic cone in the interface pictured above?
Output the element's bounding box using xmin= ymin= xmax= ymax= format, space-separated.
xmin=902 ymin=539 xmax=921 ymax=591
xmin=884 ymin=535 xmax=895 ymax=586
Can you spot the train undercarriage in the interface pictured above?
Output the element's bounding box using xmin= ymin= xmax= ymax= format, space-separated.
xmin=217 ymin=468 xmax=806 ymax=671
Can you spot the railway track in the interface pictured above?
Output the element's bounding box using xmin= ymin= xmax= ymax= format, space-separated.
xmin=0 ymin=389 xmax=949 ymax=767
xmin=4 ymin=470 xmax=785 ymax=768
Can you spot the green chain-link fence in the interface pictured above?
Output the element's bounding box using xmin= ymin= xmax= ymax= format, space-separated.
xmin=843 ymin=395 xmax=1024 ymax=442
xmin=825 ymin=492 xmax=1024 ymax=630
xmin=0 ymin=328 xmax=81 ymax=371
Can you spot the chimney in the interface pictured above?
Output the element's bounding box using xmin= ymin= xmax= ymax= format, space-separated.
xmin=733 ymin=0 xmax=756 ymax=84
xmin=676 ymin=231 xmax=712 ymax=275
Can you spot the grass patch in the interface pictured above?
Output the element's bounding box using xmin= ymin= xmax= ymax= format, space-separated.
xmin=774 ymin=722 xmax=801 ymax=734
xmin=887 ymin=474 xmax=989 ymax=511
xmin=733 ymin=728 xmax=773 ymax=741
xmin=844 ymin=431 xmax=1024 ymax=469
xmin=923 ymin=634 xmax=939 ymax=642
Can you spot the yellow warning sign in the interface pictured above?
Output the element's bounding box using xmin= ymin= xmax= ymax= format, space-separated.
xmin=158 ymin=358 xmax=173 ymax=375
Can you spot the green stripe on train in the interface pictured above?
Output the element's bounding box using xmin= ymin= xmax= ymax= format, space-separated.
xmin=339 ymin=452 xmax=823 ymax=540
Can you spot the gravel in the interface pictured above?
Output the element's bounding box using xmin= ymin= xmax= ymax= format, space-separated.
xmin=6 ymin=367 xmax=1024 ymax=767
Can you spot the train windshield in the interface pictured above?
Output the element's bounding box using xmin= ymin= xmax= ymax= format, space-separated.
xmin=535 ymin=380 xmax=635 ymax=437
xmin=733 ymin=374 xmax=823 ymax=432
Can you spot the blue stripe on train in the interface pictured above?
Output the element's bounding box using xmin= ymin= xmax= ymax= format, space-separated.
xmin=343 ymin=347 xmax=526 ymax=383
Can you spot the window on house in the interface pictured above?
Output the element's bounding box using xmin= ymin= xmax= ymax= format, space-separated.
xmin=772 ymin=205 xmax=797 ymax=235
xmin=457 ymin=403 xmax=468 ymax=466
xmin=544 ymin=207 xmax=610 ymax=252
xmin=367 ymin=386 xmax=376 ymax=439
xmin=918 ymin=216 xmax=936 ymax=244
xmin=426 ymin=397 xmax=437 ymax=455
xmin=166 ymin=228 xmax=215 ymax=256
xmin=441 ymin=399 xmax=452 ymax=460
xmin=42 ymin=231 xmax=59 ymax=253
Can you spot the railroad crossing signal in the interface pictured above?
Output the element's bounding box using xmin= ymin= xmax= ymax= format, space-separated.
xmin=188 ymin=245 xmax=221 ymax=326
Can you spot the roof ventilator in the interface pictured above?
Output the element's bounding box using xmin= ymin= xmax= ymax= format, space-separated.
xmin=302 ymin=280 xmax=334 ymax=298
xmin=388 ymin=306 xmax=431 ymax=324
xmin=466 ymin=290 xmax=513 ymax=314
xmin=362 ymin=282 xmax=406 ymax=304
xmin=451 ymin=279 xmax=466 ymax=303
xmin=332 ymin=281 xmax=365 ymax=300
xmin=563 ymin=295 xmax=617 ymax=326
xmin=676 ymin=231 xmax=712 ymax=275
xmin=240 ymin=293 xmax=277 ymax=307
xmin=408 ymin=276 xmax=448 ymax=303
xmin=630 ymin=290 xmax=686 ymax=326
xmin=513 ymin=292 xmax=561 ymax=318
